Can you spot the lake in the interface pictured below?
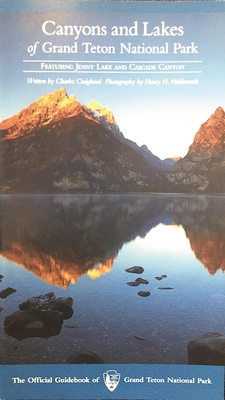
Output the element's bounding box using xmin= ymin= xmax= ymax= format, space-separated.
xmin=0 ymin=194 xmax=224 ymax=364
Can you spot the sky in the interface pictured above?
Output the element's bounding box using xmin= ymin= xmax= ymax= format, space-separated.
xmin=0 ymin=2 xmax=225 ymax=159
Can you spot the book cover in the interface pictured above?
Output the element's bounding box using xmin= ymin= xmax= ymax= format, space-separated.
xmin=0 ymin=1 xmax=224 ymax=399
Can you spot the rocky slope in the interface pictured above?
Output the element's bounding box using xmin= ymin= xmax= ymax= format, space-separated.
xmin=167 ymin=107 xmax=225 ymax=193
xmin=0 ymin=89 xmax=165 ymax=193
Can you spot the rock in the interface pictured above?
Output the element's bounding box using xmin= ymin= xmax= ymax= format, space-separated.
xmin=137 ymin=291 xmax=150 ymax=297
xmin=39 ymin=310 xmax=64 ymax=326
xmin=127 ymin=277 xmax=149 ymax=286
xmin=134 ymin=335 xmax=146 ymax=341
xmin=135 ymin=278 xmax=149 ymax=284
xmin=19 ymin=292 xmax=73 ymax=319
xmin=155 ymin=275 xmax=167 ymax=280
xmin=0 ymin=307 xmax=3 ymax=312
xmin=67 ymin=350 xmax=104 ymax=364
xmin=126 ymin=281 xmax=140 ymax=287
xmin=188 ymin=333 xmax=225 ymax=366
xmin=0 ymin=287 xmax=17 ymax=298
xmin=125 ymin=266 xmax=144 ymax=274
xmin=24 ymin=321 xmax=45 ymax=330
xmin=65 ymin=324 xmax=80 ymax=329
xmin=48 ymin=296 xmax=73 ymax=319
xmin=19 ymin=292 xmax=55 ymax=310
xmin=4 ymin=309 xmax=63 ymax=340
xmin=158 ymin=287 xmax=174 ymax=290
xmin=4 ymin=310 xmax=38 ymax=330
xmin=0 ymin=274 xmax=4 ymax=281
xmin=4 ymin=292 xmax=73 ymax=340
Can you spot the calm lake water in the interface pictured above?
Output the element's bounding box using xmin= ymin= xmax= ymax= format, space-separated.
xmin=0 ymin=194 xmax=224 ymax=364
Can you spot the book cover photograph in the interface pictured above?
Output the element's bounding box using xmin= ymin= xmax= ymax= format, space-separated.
xmin=0 ymin=1 xmax=224 ymax=399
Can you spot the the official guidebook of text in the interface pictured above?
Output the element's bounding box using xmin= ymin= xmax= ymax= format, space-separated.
xmin=0 ymin=1 xmax=224 ymax=399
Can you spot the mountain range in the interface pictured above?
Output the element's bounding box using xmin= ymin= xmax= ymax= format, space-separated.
xmin=0 ymin=88 xmax=224 ymax=193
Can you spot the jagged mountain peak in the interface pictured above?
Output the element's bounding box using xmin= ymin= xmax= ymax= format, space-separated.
xmin=87 ymin=99 xmax=116 ymax=125
xmin=189 ymin=106 xmax=225 ymax=152
xmin=0 ymin=88 xmax=86 ymax=140
xmin=37 ymin=88 xmax=79 ymax=110
xmin=212 ymin=106 xmax=224 ymax=117
xmin=203 ymin=106 xmax=225 ymax=128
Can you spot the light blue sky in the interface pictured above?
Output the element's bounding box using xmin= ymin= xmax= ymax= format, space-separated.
xmin=0 ymin=2 xmax=225 ymax=159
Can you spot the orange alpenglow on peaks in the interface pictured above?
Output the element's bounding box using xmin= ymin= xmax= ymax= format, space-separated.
xmin=88 ymin=100 xmax=116 ymax=125
xmin=1 ymin=88 xmax=83 ymax=140
xmin=189 ymin=106 xmax=225 ymax=153
xmin=87 ymin=257 xmax=116 ymax=279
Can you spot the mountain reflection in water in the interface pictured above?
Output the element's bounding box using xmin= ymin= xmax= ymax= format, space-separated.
xmin=0 ymin=194 xmax=224 ymax=364
xmin=1 ymin=194 xmax=225 ymax=286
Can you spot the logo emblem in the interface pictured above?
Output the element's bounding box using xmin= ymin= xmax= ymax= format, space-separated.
xmin=103 ymin=369 xmax=121 ymax=392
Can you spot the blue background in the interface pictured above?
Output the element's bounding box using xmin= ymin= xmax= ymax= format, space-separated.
xmin=0 ymin=364 xmax=224 ymax=399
